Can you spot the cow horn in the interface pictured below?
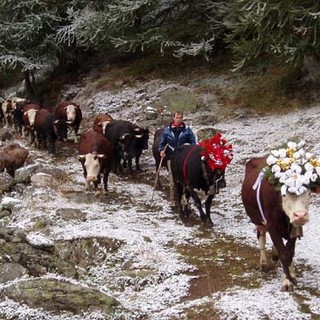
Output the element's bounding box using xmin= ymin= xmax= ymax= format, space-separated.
xmin=120 ymin=133 xmax=129 ymax=140
xmin=135 ymin=134 xmax=143 ymax=138
xmin=66 ymin=120 xmax=72 ymax=124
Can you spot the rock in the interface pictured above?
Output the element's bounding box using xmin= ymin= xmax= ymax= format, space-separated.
xmin=3 ymin=279 xmax=121 ymax=315
xmin=26 ymin=232 xmax=54 ymax=250
xmin=0 ymin=128 xmax=13 ymax=142
xmin=0 ymin=172 xmax=14 ymax=192
xmin=14 ymin=163 xmax=43 ymax=183
xmin=56 ymin=208 xmax=87 ymax=221
xmin=30 ymin=173 xmax=58 ymax=188
xmin=0 ymin=262 xmax=28 ymax=283
xmin=1 ymin=196 xmax=22 ymax=210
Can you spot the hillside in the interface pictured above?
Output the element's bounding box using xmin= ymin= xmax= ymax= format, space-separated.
xmin=0 ymin=57 xmax=320 ymax=319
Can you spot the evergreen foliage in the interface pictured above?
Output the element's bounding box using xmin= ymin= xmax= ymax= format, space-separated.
xmin=220 ymin=0 xmax=320 ymax=70
xmin=1 ymin=0 xmax=320 ymax=96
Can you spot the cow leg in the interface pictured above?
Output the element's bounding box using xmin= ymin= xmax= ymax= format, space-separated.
xmin=36 ymin=130 xmax=43 ymax=149
xmin=47 ymin=137 xmax=56 ymax=154
xmin=271 ymin=245 xmax=279 ymax=261
xmin=204 ymin=194 xmax=214 ymax=226
xmin=189 ymin=189 xmax=212 ymax=226
xmin=256 ymin=227 xmax=268 ymax=271
xmin=127 ymin=156 xmax=134 ymax=174
xmin=102 ymin=170 xmax=110 ymax=194
xmin=135 ymin=155 xmax=141 ymax=171
xmin=181 ymin=188 xmax=191 ymax=220
xmin=174 ymin=182 xmax=184 ymax=217
xmin=269 ymin=231 xmax=297 ymax=291
xmin=29 ymin=129 xmax=35 ymax=146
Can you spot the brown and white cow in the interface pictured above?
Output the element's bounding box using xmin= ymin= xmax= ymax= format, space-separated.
xmin=22 ymin=103 xmax=41 ymax=143
xmin=93 ymin=113 xmax=113 ymax=135
xmin=78 ymin=129 xmax=113 ymax=194
xmin=0 ymin=143 xmax=29 ymax=177
xmin=1 ymin=99 xmax=13 ymax=127
xmin=241 ymin=156 xmax=311 ymax=291
xmin=54 ymin=101 xmax=82 ymax=142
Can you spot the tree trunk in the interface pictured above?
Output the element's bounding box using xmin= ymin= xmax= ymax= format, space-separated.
xmin=24 ymin=70 xmax=36 ymax=100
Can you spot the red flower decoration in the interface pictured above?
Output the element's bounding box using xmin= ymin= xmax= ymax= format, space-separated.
xmin=198 ymin=133 xmax=233 ymax=170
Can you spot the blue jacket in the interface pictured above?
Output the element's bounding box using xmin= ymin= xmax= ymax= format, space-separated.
xmin=159 ymin=122 xmax=196 ymax=160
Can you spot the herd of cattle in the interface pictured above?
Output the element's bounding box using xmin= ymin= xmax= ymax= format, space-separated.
xmin=0 ymin=96 xmax=319 ymax=292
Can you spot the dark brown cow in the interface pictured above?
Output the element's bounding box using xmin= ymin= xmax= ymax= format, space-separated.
xmin=78 ymin=129 xmax=113 ymax=193
xmin=0 ymin=143 xmax=29 ymax=177
xmin=34 ymin=109 xmax=68 ymax=154
xmin=241 ymin=156 xmax=312 ymax=291
xmin=54 ymin=101 xmax=82 ymax=142
xmin=93 ymin=113 xmax=113 ymax=135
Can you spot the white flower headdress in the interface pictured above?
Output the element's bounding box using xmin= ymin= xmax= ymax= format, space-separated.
xmin=264 ymin=141 xmax=320 ymax=195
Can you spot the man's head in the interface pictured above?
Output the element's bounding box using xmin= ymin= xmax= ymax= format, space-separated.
xmin=172 ymin=112 xmax=183 ymax=125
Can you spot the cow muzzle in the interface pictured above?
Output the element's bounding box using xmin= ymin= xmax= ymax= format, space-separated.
xmin=291 ymin=211 xmax=309 ymax=226
xmin=86 ymin=176 xmax=98 ymax=182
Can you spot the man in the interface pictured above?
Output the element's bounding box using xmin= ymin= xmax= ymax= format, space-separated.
xmin=159 ymin=111 xmax=197 ymax=203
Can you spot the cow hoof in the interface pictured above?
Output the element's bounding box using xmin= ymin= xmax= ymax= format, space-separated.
xmin=259 ymin=264 xmax=269 ymax=272
xmin=281 ymin=277 xmax=295 ymax=292
xmin=280 ymin=283 xmax=294 ymax=292
xmin=204 ymin=220 xmax=213 ymax=228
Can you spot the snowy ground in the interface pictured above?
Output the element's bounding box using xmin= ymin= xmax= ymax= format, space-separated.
xmin=1 ymin=103 xmax=320 ymax=319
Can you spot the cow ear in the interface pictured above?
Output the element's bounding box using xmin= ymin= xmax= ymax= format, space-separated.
xmin=78 ymin=155 xmax=86 ymax=160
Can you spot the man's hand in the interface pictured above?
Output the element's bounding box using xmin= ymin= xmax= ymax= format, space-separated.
xmin=160 ymin=150 xmax=166 ymax=158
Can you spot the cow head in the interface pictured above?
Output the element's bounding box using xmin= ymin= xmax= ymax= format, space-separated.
xmin=119 ymin=133 xmax=136 ymax=160
xmin=281 ymin=191 xmax=310 ymax=226
xmin=65 ymin=104 xmax=77 ymax=123
xmin=78 ymin=153 xmax=105 ymax=183
xmin=24 ymin=109 xmax=38 ymax=128
xmin=199 ymin=133 xmax=233 ymax=194
xmin=134 ymin=126 xmax=149 ymax=150
xmin=263 ymin=140 xmax=320 ymax=226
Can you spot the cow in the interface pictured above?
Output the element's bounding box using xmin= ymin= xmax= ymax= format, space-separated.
xmin=34 ymin=109 xmax=68 ymax=154
xmin=93 ymin=113 xmax=113 ymax=135
xmin=241 ymin=155 xmax=315 ymax=291
xmin=131 ymin=124 xmax=149 ymax=171
xmin=21 ymin=103 xmax=41 ymax=143
xmin=103 ymin=120 xmax=147 ymax=174
xmin=54 ymin=101 xmax=82 ymax=142
xmin=11 ymin=98 xmax=30 ymax=135
xmin=0 ymin=96 xmax=4 ymax=124
xmin=171 ymin=134 xmax=233 ymax=226
xmin=152 ymin=127 xmax=167 ymax=169
xmin=1 ymin=99 xmax=13 ymax=127
xmin=0 ymin=143 xmax=29 ymax=177
xmin=78 ymin=129 xmax=113 ymax=193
